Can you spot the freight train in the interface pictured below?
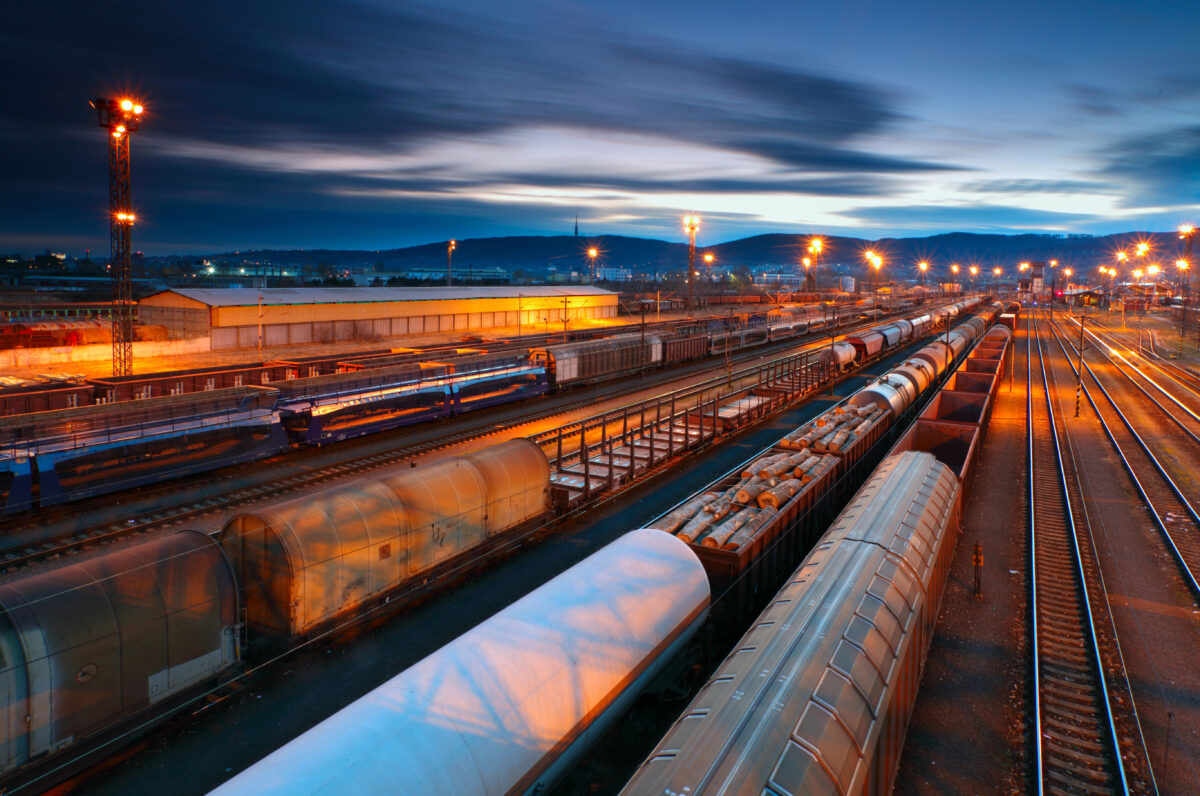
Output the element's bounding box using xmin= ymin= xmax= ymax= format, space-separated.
xmin=0 ymin=300 xmax=990 ymax=787
xmin=0 ymin=301 xmax=975 ymax=514
xmin=209 ymin=307 xmax=1011 ymax=796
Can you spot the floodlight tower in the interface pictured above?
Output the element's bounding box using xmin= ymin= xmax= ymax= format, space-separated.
xmin=93 ymin=96 xmax=144 ymax=377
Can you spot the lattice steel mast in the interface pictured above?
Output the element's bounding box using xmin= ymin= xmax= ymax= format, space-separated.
xmin=92 ymin=97 xmax=144 ymax=377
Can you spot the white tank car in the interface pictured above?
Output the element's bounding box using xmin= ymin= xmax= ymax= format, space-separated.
xmin=209 ymin=529 xmax=710 ymax=796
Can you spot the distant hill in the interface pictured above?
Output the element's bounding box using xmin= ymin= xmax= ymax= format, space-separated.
xmin=176 ymin=230 xmax=1189 ymax=280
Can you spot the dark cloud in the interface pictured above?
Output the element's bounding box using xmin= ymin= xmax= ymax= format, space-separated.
xmin=0 ymin=0 xmax=963 ymax=252
xmin=960 ymin=178 xmax=1114 ymax=194
xmin=1098 ymin=125 xmax=1200 ymax=206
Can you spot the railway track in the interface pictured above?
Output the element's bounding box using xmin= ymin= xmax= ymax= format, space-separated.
xmin=1027 ymin=313 xmax=1132 ymax=794
xmin=1046 ymin=316 xmax=1200 ymax=600
xmin=0 ymin=327 xmax=859 ymax=570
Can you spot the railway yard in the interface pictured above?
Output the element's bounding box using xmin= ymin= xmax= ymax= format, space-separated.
xmin=2 ymin=297 xmax=1200 ymax=795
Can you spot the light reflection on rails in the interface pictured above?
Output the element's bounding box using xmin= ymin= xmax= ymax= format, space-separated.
xmin=1027 ymin=312 xmax=1130 ymax=795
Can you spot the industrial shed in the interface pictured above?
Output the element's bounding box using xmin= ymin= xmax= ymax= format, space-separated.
xmin=138 ymin=286 xmax=619 ymax=350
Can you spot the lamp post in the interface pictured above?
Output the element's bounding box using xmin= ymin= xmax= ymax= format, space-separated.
xmin=587 ymin=247 xmax=598 ymax=282
xmin=950 ymin=263 xmax=959 ymax=298
xmin=970 ymin=265 xmax=978 ymax=292
xmin=684 ymin=215 xmax=700 ymax=308
xmin=864 ymin=250 xmax=882 ymax=293
xmin=1180 ymin=224 xmax=1196 ymax=344
xmin=918 ymin=261 xmax=929 ymax=292
xmin=704 ymin=251 xmax=715 ymax=289
xmin=807 ymin=237 xmax=823 ymax=292
xmin=446 ymin=239 xmax=456 ymax=287
xmin=993 ymin=266 xmax=1002 ymax=291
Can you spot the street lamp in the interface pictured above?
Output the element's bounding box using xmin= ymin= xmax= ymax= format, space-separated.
xmin=446 ymin=239 xmax=456 ymax=286
xmin=1181 ymin=225 xmax=1196 ymax=343
xmin=704 ymin=251 xmax=715 ymax=284
xmin=969 ymin=265 xmax=978 ymax=291
xmin=918 ymin=261 xmax=929 ymax=289
xmin=807 ymin=237 xmax=823 ymax=291
xmin=587 ymin=247 xmax=598 ymax=281
xmin=683 ymin=215 xmax=700 ymax=308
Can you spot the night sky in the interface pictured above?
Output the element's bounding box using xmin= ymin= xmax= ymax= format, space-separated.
xmin=3 ymin=0 xmax=1199 ymax=255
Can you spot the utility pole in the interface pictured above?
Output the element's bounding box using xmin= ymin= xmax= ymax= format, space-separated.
xmin=1180 ymin=225 xmax=1195 ymax=349
xmin=93 ymin=96 xmax=144 ymax=377
xmin=640 ymin=301 xmax=647 ymax=376
xmin=446 ymin=239 xmax=456 ymax=287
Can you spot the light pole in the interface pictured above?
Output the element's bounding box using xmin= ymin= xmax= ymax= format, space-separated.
xmin=807 ymin=237 xmax=823 ymax=292
xmin=704 ymin=251 xmax=715 ymax=289
xmin=918 ymin=261 xmax=929 ymax=291
xmin=1180 ymin=224 xmax=1196 ymax=344
xmin=684 ymin=215 xmax=699 ymax=308
xmin=864 ymin=250 xmax=882 ymax=294
xmin=93 ymin=96 xmax=145 ymax=377
xmin=993 ymin=266 xmax=1002 ymax=292
xmin=950 ymin=264 xmax=960 ymax=298
xmin=970 ymin=265 xmax=978 ymax=292
xmin=446 ymin=239 xmax=456 ymax=287
xmin=587 ymin=247 xmax=598 ymax=282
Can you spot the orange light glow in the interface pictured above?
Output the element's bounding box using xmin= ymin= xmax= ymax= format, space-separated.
xmin=951 ymin=264 xmax=960 ymax=274
xmin=111 ymin=130 xmax=122 ymax=138
xmin=1181 ymin=224 xmax=1196 ymax=237
xmin=1019 ymin=262 xmax=1029 ymax=271
xmin=1117 ymin=251 xmax=1129 ymax=263
xmin=587 ymin=247 xmax=598 ymax=258
xmin=704 ymin=252 xmax=714 ymax=264
xmin=970 ymin=266 xmax=978 ymax=275
xmin=682 ymin=215 xmax=700 ymax=232
xmin=993 ymin=267 xmax=1001 ymax=275
xmin=1148 ymin=265 xmax=1160 ymax=276
xmin=802 ymin=257 xmax=811 ymax=268
xmin=1178 ymin=259 xmax=1190 ymax=271
xmin=120 ymin=99 xmax=133 ymax=111
xmin=1136 ymin=242 xmax=1150 ymax=256
xmin=133 ymin=104 xmax=144 ymax=115
xmin=809 ymin=237 xmax=823 ymax=254
xmin=1064 ymin=268 xmax=1072 ymax=277
xmin=918 ymin=261 xmax=929 ymax=271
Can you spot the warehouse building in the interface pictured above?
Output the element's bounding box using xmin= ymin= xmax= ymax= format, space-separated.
xmin=138 ymin=286 xmax=619 ymax=350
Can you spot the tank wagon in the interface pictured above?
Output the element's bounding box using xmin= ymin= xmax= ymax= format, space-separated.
xmin=620 ymin=317 xmax=1014 ymax=796
xmin=209 ymin=529 xmax=710 ymax=796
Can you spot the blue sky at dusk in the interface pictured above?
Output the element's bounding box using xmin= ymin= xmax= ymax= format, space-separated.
xmin=2 ymin=0 xmax=1199 ymax=254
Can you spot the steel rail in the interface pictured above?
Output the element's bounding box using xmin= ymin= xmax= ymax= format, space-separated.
xmin=1047 ymin=315 xmax=1200 ymax=600
xmin=1029 ymin=312 xmax=1128 ymax=795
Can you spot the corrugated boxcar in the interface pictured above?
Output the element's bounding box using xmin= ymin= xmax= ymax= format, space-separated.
xmin=219 ymin=439 xmax=550 ymax=639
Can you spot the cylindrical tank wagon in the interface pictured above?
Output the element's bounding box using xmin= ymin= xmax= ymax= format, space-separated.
xmin=0 ymin=531 xmax=239 ymax=777
xmin=210 ymin=529 xmax=711 ymax=796
xmin=219 ymin=438 xmax=549 ymax=640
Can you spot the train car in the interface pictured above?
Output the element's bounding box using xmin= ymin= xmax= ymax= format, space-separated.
xmin=531 ymin=333 xmax=664 ymax=389
xmin=0 ymin=531 xmax=240 ymax=778
xmin=89 ymin=362 xmax=289 ymax=403
xmin=0 ymin=384 xmax=92 ymax=417
xmin=450 ymin=364 xmax=548 ymax=412
xmin=0 ymin=453 xmax=32 ymax=515
xmin=210 ymin=529 xmax=710 ymax=796
xmin=661 ymin=330 xmax=708 ymax=364
xmin=4 ymin=387 xmax=288 ymax=508
xmin=844 ymin=329 xmax=885 ymax=361
xmin=824 ymin=341 xmax=857 ymax=371
xmin=218 ymin=439 xmax=549 ymax=641
xmin=621 ymin=450 xmax=962 ymax=796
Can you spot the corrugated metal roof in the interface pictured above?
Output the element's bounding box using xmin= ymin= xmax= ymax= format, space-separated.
xmin=141 ymin=286 xmax=618 ymax=308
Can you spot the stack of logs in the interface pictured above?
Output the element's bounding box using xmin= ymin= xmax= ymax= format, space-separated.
xmin=778 ymin=404 xmax=885 ymax=453
xmin=648 ymin=450 xmax=836 ymax=551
